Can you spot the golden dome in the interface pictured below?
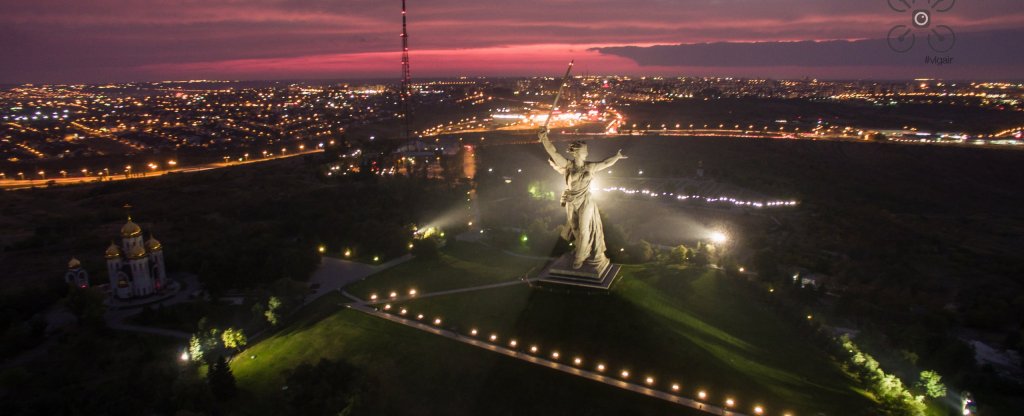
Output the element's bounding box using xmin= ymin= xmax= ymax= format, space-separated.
xmin=127 ymin=244 xmax=147 ymax=259
xmin=145 ymin=235 xmax=162 ymax=251
xmin=68 ymin=257 xmax=81 ymax=269
xmin=105 ymin=242 xmax=122 ymax=258
xmin=121 ymin=217 xmax=142 ymax=238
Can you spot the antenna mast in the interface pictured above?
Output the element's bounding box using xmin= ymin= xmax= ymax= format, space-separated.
xmin=400 ymin=0 xmax=412 ymax=144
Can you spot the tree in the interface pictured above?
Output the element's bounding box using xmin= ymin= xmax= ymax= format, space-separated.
xmin=916 ymin=370 xmax=947 ymax=399
xmin=690 ymin=243 xmax=711 ymax=267
xmin=668 ymin=245 xmax=689 ymax=265
xmin=171 ymin=368 xmax=214 ymax=412
xmin=188 ymin=334 xmax=204 ymax=363
xmin=207 ymin=355 xmax=236 ymax=399
xmin=265 ymin=296 xmax=282 ymax=326
xmin=411 ymin=237 xmax=440 ymax=260
xmin=284 ymin=358 xmax=368 ymax=416
xmin=221 ymin=328 xmax=247 ymax=352
xmin=62 ymin=287 xmax=106 ymax=327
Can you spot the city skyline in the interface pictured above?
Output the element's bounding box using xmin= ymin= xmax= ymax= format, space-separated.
xmin=3 ymin=0 xmax=1024 ymax=84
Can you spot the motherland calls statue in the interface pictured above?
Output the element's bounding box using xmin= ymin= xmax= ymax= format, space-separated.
xmin=539 ymin=128 xmax=626 ymax=270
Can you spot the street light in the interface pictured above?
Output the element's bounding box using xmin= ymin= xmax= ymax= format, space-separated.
xmin=710 ymin=231 xmax=727 ymax=244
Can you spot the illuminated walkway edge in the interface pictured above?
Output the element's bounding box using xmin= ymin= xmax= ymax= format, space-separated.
xmin=346 ymin=301 xmax=745 ymax=416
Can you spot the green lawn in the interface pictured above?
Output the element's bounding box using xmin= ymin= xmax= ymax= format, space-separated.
xmin=385 ymin=264 xmax=874 ymax=415
xmin=231 ymin=244 xmax=873 ymax=415
xmin=342 ymin=240 xmax=547 ymax=300
xmin=230 ymin=291 xmax=702 ymax=415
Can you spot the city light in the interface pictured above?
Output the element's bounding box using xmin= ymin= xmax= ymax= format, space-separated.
xmin=573 ymin=357 xmax=582 ymax=365
xmin=754 ymin=405 xmax=764 ymax=414
xmin=408 ymin=289 xmax=417 ymax=296
xmin=509 ymin=339 xmax=517 ymax=347
xmin=551 ymin=351 xmax=560 ymax=359
xmin=489 ymin=334 xmax=498 ymax=341
xmin=369 ymin=294 xmax=378 ymax=300
xmin=620 ymin=370 xmax=630 ymax=378
xmin=645 ymin=377 xmax=654 ymax=385
xmin=671 ymin=383 xmax=680 ymax=391
xmin=530 ymin=345 xmax=538 ymax=353
xmin=470 ymin=328 xmax=478 ymax=336
xmin=597 ymin=363 xmax=605 ymax=372
xmin=433 ymin=318 xmax=441 ymax=325
xmin=726 ymin=398 xmax=735 ymax=407
xmin=698 ymin=391 xmax=707 ymax=400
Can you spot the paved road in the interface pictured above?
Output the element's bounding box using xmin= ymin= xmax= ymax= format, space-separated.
xmin=0 ymin=149 xmax=323 ymax=190
xmin=306 ymin=255 xmax=413 ymax=305
xmin=348 ymin=302 xmax=745 ymax=416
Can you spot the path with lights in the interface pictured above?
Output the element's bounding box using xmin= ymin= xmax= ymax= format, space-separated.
xmin=337 ymin=282 xmax=769 ymax=416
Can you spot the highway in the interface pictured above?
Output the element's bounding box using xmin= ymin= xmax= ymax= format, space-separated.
xmin=0 ymin=148 xmax=323 ymax=190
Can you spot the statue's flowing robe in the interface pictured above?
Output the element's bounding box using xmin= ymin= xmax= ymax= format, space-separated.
xmin=549 ymin=158 xmax=607 ymax=266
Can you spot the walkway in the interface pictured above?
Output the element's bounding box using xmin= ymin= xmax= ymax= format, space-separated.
xmin=345 ymin=276 xmax=536 ymax=306
xmin=347 ymin=302 xmax=744 ymax=416
xmin=306 ymin=254 xmax=413 ymax=305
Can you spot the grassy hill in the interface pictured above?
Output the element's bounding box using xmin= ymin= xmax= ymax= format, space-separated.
xmin=230 ymin=243 xmax=873 ymax=415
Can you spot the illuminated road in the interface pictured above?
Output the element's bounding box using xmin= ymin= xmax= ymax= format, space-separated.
xmin=346 ymin=301 xmax=744 ymax=415
xmin=0 ymin=149 xmax=323 ymax=190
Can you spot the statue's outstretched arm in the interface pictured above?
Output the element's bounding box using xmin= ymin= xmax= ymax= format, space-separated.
xmin=593 ymin=149 xmax=627 ymax=171
xmin=539 ymin=128 xmax=569 ymax=170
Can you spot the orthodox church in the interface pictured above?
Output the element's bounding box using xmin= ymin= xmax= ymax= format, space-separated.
xmin=104 ymin=215 xmax=167 ymax=299
xmin=64 ymin=257 xmax=89 ymax=288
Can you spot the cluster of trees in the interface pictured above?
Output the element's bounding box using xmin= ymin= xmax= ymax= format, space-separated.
xmin=282 ymin=358 xmax=373 ymax=415
xmin=187 ymin=315 xmax=248 ymax=361
xmin=840 ymin=335 xmax=948 ymax=415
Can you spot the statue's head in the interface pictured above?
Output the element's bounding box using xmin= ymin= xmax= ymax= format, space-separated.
xmin=567 ymin=140 xmax=588 ymax=160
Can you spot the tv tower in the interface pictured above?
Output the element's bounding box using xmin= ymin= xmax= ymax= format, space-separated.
xmin=400 ymin=0 xmax=412 ymax=143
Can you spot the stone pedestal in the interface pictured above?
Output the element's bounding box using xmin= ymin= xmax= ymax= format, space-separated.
xmin=537 ymin=254 xmax=621 ymax=290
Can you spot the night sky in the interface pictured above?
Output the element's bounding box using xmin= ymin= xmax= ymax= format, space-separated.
xmin=2 ymin=0 xmax=1022 ymax=83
